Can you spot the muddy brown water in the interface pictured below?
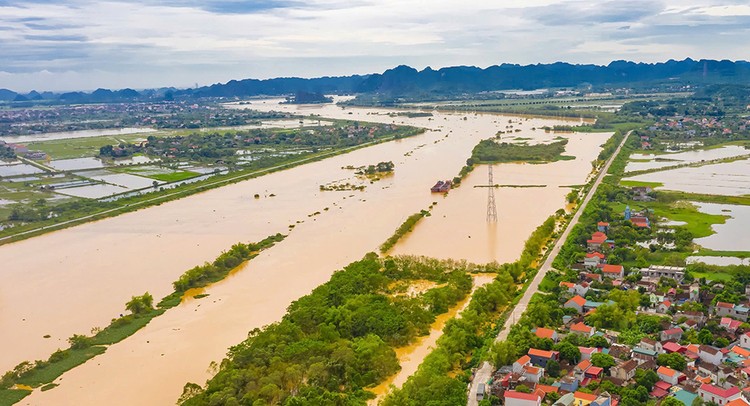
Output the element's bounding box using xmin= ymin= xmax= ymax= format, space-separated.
xmin=9 ymin=101 xmax=607 ymax=405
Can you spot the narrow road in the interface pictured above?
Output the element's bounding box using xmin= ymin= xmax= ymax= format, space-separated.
xmin=467 ymin=131 xmax=630 ymax=406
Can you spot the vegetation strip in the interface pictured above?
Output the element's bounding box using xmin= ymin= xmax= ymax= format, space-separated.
xmin=0 ymin=234 xmax=285 ymax=405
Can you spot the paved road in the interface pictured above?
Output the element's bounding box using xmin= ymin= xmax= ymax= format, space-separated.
xmin=467 ymin=131 xmax=630 ymax=406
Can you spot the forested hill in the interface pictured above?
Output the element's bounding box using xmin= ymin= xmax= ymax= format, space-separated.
xmin=3 ymin=58 xmax=750 ymax=103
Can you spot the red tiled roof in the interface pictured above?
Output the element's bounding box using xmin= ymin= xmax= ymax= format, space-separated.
xmin=535 ymin=327 xmax=556 ymax=340
xmin=586 ymin=252 xmax=605 ymax=259
xmin=597 ymin=222 xmax=609 ymax=226
xmin=700 ymin=383 xmax=741 ymax=398
xmin=574 ymin=391 xmax=598 ymax=402
xmin=567 ymin=295 xmax=587 ymax=307
xmin=515 ymin=355 xmax=531 ymax=365
xmin=571 ymin=322 xmax=593 ymax=333
xmin=528 ymin=348 xmax=556 ymax=359
xmin=536 ymin=385 xmax=558 ymax=394
xmin=586 ymin=366 xmax=603 ymax=375
xmin=658 ymin=366 xmax=677 ymax=377
xmin=577 ymin=359 xmax=592 ymax=371
xmin=505 ymin=390 xmax=541 ymax=401
xmin=663 ymin=327 xmax=683 ymax=336
xmin=716 ymin=302 xmax=734 ymax=308
xmin=560 ymin=282 xmax=576 ymax=288
xmin=588 ymin=232 xmax=608 ymax=243
xmin=602 ymin=264 xmax=624 ymax=274
xmin=662 ymin=342 xmax=683 ymax=353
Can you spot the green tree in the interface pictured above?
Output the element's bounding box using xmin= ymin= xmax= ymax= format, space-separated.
xmin=515 ymin=385 xmax=531 ymax=394
xmin=68 ymin=334 xmax=92 ymax=350
xmin=553 ymin=341 xmax=581 ymax=363
xmin=657 ymin=353 xmax=687 ymax=371
xmin=125 ymin=292 xmax=154 ymax=315
xmin=546 ymin=359 xmax=561 ymax=378
xmin=590 ymin=353 xmax=616 ymax=370
xmin=586 ymin=335 xmax=610 ymax=348
xmin=662 ymin=397 xmax=686 ymax=406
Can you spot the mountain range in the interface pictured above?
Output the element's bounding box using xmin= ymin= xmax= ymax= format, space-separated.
xmin=2 ymin=58 xmax=749 ymax=103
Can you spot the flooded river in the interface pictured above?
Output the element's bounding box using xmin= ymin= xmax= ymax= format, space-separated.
xmin=8 ymin=101 xmax=606 ymax=405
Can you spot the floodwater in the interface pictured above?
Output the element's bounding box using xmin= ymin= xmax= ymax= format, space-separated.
xmin=694 ymin=202 xmax=750 ymax=251
xmin=54 ymin=183 xmax=128 ymax=199
xmin=48 ymin=157 xmax=105 ymax=171
xmin=12 ymin=101 xmax=606 ymax=406
xmin=686 ymin=256 xmax=748 ymax=266
xmin=390 ymin=132 xmax=608 ymax=264
xmin=0 ymin=127 xmax=155 ymax=144
xmin=623 ymin=159 xmax=750 ymax=196
xmin=0 ymin=163 xmax=44 ymax=177
xmin=367 ymin=274 xmax=496 ymax=404
xmin=625 ymin=145 xmax=749 ymax=173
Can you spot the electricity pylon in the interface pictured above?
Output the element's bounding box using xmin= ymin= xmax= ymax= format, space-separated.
xmin=487 ymin=165 xmax=497 ymax=223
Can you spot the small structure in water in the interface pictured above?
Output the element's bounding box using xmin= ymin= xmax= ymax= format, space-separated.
xmin=431 ymin=180 xmax=452 ymax=193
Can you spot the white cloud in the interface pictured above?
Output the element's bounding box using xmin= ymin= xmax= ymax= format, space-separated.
xmin=0 ymin=0 xmax=747 ymax=92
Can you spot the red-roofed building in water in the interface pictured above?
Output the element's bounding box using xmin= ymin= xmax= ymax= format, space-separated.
xmin=601 ymin=264 xmax=624 ymax=279
xmin=504 ymin=390 xmax=542 ymax=406
xmin=698 ymin=383 xmax=741 ymax=405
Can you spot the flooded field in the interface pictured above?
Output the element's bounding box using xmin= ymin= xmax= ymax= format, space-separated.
xmin=0 ymin=127 xmax=155 ymax=144
xmin=625 ymin=145 xmax=749 ymax=173
xmin=623 ymin=159 xmax=750 ymax=196
xmin=694 ymin=202 xmax=750 ymax=251
xmin=8 ymin=101 xmax=607 ymax=405
xmin=0 ymin=162 xmax=44 ymax=177
xmin=48 ymin=157 xmax=105 ymax=171
xmin=687 ymin=256 xmax=748 ymax=266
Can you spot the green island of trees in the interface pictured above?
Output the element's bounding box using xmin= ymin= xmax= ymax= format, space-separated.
xmin=179 ymin=254 xmax=504 ymax=405
xmin=470 ymin=138 xmax=574 ymax=164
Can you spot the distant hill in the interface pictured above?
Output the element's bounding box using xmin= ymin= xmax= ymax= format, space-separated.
xmin=2 ymin=58 xmax=749 ymax=104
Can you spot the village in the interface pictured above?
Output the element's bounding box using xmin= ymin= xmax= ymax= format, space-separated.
xmin=483 ymin=184 xmax=750 ymax=406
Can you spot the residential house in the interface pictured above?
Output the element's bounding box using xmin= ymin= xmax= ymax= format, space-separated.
xmin=633 ymin=347 xmax=658 ymax=363
xmin=657 ymin=366 xmax=683 ymax=385
xmin=720 ymin=317 xmax=742 ymax=333
xmin=558 ymin=376 xmax=579 ymax=393
xmin=587 ymin=232 xmax=608 ymax=251
xmin=632 ymin=186 xmax=653 ymax=201
xmin=584 ymin=252 xmax=605 ymax=268
xmin=698 ymin=345 xmax=724 ymax=365
xmin=574 ymin=359 xmax=592 ymax=381
xmin=528 ymin=348 xmax=558 ymax=367
xmin=504 ymin=390 xmax=543 ymax=406
xmin=639 ymin=265 xmax=685 ymax=282
xmin=597 ymin=222 xmax=609 ymax=233
xmin=578 ymin=347 xmax=601 ymax=361
xmin=585 ymin=366 xmax=603 ymax=380
xmin=513 ymin=355 xmax=531 ymax=374
xmin=554 ymin=393 xmax=576 ymax=406
xmin=657 ymin=300 xmax=673 ymax=314
xmin=565 ymin=296 xmax=587 ymax=314
xmin=661 ymin=327 xmax=684 ymax=341
xmin=638 ymin=338 xmax=662 ymax=353
xmin=570 ymin=322 xmax=595 ymax=338
xmin=573 ymin=391 xmax=598 ymax=406
xmin=741 ymin=332 xmax=750 ymax=348
xmin=522 ymin=365 xmax=544 ymax=384
xmin=611 ymin=359 xmax=638 ymax=381
xmin=601 ymin=264 xmax=624 ymax=279
xmin=534 ymin=327 xmax=559 ymax=342
xmin=662 ymin=342 xmax=684 ymax=353
xmin=698 ymin=384 xmax=741 ymax=405
xmin=713 ymin=302 xmax=749 ymax=322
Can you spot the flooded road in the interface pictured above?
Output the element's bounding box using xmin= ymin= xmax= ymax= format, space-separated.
xmin=9 ymin=101 xmax=606 ymax=405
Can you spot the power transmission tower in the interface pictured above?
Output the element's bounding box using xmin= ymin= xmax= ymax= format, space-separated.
xmin=486 ymin=165 xmax=497 ymax=223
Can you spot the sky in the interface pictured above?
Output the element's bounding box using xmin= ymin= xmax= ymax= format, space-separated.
xmin=1 ymin=0 xmax=749 ymax=92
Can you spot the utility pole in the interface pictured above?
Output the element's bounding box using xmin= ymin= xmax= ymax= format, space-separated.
xmin=487 ymin=165 xmax=497 ymax=223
